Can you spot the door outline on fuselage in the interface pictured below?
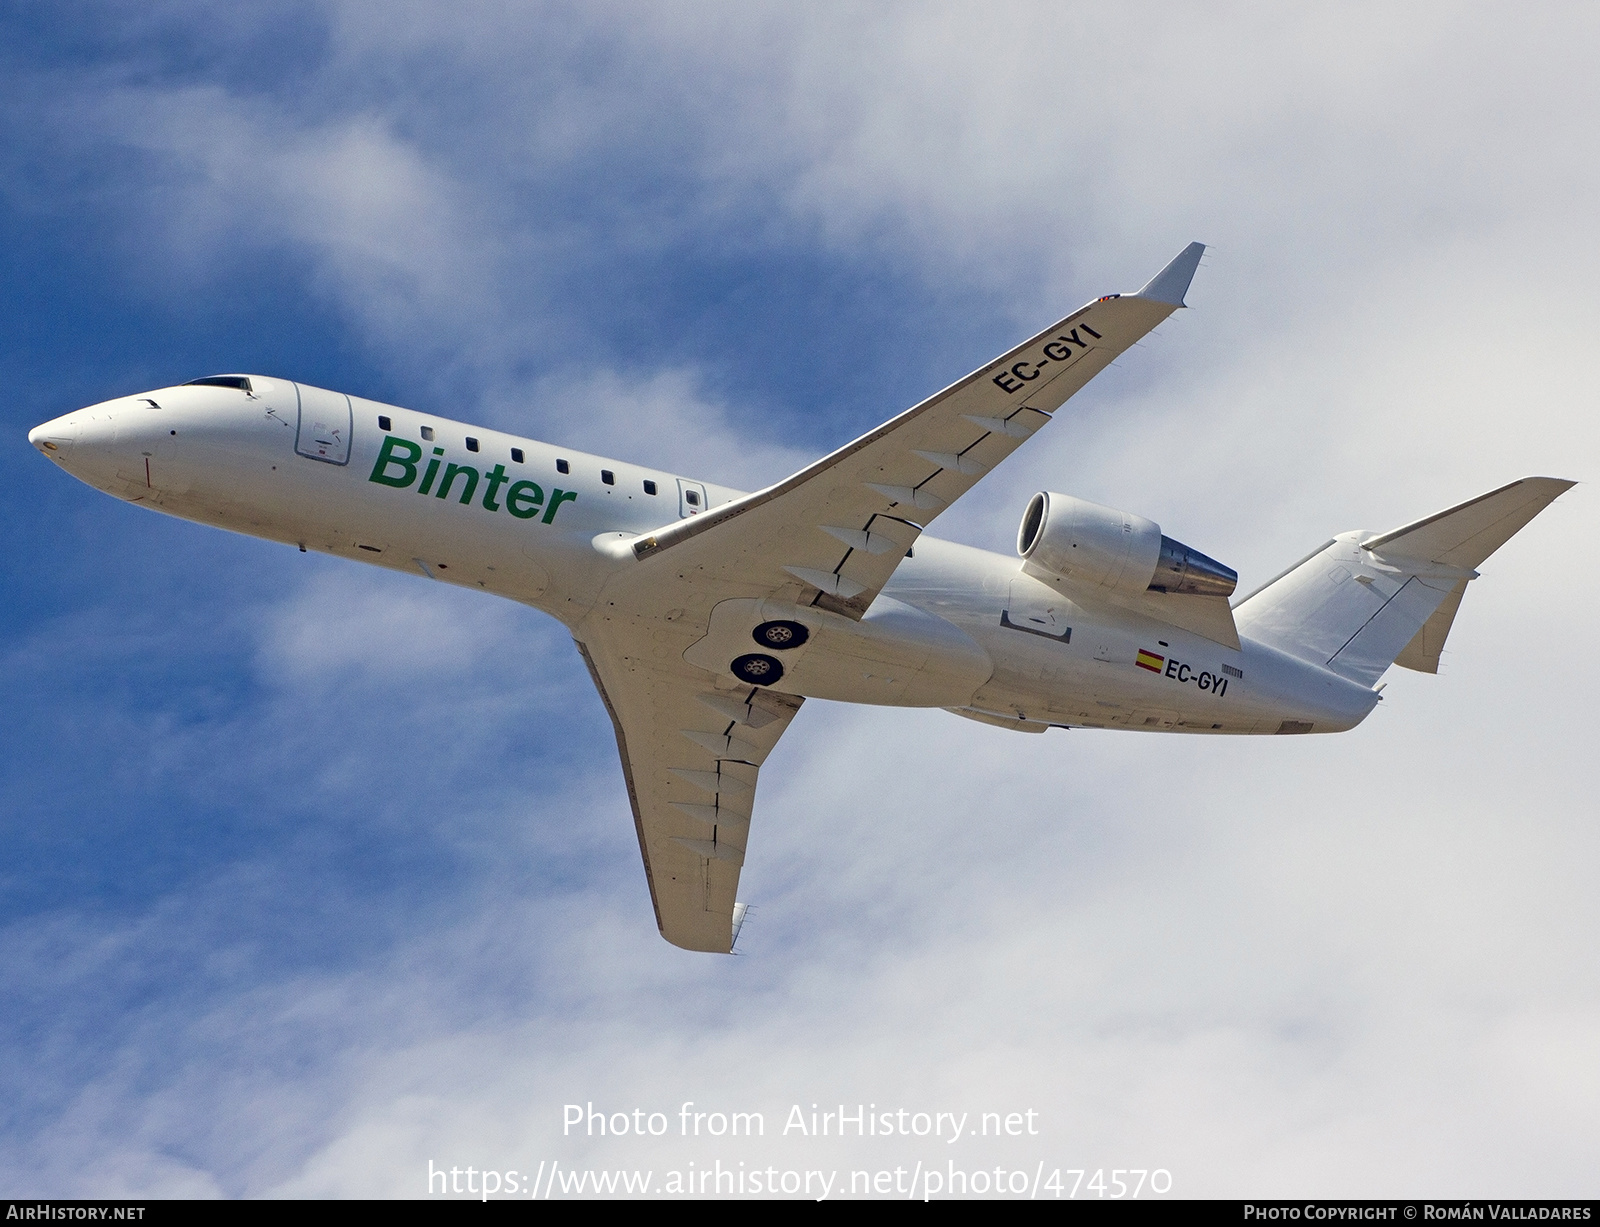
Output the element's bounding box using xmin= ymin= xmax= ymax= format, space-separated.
xmin=677 ymin=478 xmax=708 ymax=518
xmin=293 ymin=384 xmax=353 ymax=466
xmin=1002 ymin=579 xmax=1072 ymax=642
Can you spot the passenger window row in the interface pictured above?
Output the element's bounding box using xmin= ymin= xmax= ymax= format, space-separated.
xmin=378 ymin=415 xmax=664 ymax=494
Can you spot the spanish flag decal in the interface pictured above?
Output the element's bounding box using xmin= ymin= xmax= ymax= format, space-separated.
xmin=1135 ymin=649 xmax=1164 ymax=673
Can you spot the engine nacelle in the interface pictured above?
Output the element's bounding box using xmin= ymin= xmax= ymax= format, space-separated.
xmin=1017 ymin=492 xmax=1237 ymax=600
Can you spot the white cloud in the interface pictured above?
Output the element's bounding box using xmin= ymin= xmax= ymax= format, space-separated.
xmin=7 ymin=0 xmax=1598 ymax=1199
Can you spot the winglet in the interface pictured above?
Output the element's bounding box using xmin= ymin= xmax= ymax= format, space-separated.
xmin=1135 ymin=241 xmax=1206 ymax=306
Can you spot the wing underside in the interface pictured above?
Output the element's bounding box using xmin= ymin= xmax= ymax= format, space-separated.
xmin=577 ymin=634 xmax=802 ymax=952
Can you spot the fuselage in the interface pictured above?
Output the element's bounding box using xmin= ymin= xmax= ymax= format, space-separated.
xmin=29 ymin=377 xmax=1379 ymax=736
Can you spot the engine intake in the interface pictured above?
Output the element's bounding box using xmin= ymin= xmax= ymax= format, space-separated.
xmin=1017 ymin=492 xmax=1237 ymax=600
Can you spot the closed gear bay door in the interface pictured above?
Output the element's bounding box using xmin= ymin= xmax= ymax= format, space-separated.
xmin=294 ymin=383 xmax=352 ymax=465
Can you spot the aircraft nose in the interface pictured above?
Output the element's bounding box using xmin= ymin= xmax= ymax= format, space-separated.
xmin=29 ymin=414 xmax=79 ymax=458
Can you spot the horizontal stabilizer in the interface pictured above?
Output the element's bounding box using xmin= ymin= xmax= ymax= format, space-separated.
xmin=1361 ymin=477 xmax=1574 ymax=569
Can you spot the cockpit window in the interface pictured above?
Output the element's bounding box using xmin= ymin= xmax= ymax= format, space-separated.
xmin=184 ymin=376 xmax=253 ymax=392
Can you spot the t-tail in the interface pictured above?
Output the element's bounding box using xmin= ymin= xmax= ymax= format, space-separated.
xmin=1233 ymin=477 xmax=1574 ymax=687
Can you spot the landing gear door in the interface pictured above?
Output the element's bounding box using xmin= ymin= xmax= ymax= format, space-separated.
xmin=677 ymin=478 xmax=708 ymax=518
xmin=294 ymin=383 xmax=352 ymax=466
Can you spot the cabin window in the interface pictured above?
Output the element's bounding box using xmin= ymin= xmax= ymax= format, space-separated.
xmin=466 ymin=437 xmax=480 ymax=452
xmin=378 ymin=415 xmax=391 ymax=431
xmin=421 ymin=426 xmax=435 ymax=441
xmin=556 ymin=458 xmax=570 ymax=474
xmin=685 ymin=490 xmax=701 ymax=506
xmin=601 ymin=469 xmax=615 ymax=485
xmin=511 ymin=448 xmax=524 ymax=463
xmin=643 ymin=479 xmax=657 ymax=495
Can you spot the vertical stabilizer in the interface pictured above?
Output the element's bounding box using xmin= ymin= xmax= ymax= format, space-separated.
xmin=1235 ymin=478 xmax=1572 ymax=686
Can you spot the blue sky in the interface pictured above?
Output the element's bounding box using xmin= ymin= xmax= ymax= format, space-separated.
xmin=4 ymin=2 xmax=1598 ymax=1198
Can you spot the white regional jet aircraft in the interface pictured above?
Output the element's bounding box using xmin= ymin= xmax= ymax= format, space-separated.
xmin=30 ymin=243 xmax=1572 ymax=953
